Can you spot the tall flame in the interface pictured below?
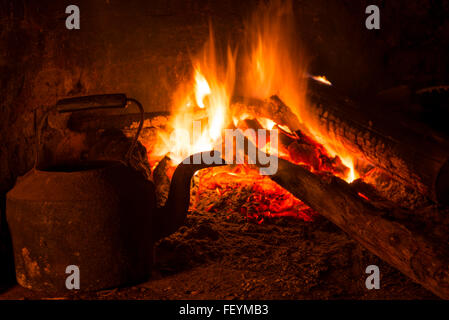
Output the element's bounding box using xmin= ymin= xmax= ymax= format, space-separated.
xmin=243 ymin=0 xmax=308 ymax=120
xmin=153 ymin=27 xmax=236 ymax=164
xmin=242 ymin=0 xmax=358 ymax=182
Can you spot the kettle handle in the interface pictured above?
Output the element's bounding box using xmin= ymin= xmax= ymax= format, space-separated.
xmin=34 ymin=94 xmax=144 ymax=169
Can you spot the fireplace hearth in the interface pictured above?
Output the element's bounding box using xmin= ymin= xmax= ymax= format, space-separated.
xmin=1 ymin=0 xmax=449 ymax=301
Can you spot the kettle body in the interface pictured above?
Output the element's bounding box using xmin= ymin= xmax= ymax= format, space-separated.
xmin=6 ymin=161 xmax=156 ymax=293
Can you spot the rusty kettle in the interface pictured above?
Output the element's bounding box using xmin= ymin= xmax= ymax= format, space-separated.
xmin=6 ymin=94 xmax=222 ymax=293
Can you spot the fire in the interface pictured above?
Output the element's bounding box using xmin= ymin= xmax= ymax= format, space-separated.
xmin=151 ymin=0 xmax=363 ymax=222
xmin=153 ymin=28 xmax=236 ymax=164
xmin=242 ymin=0 xmax=308 ymax=119
xmin=310 ymin=75 xmax=332 ymax=86
xmin=194 ymin=68 xmax=211 ymax=109
xmin=258 ymin=118 xmax=276 ymax=130
xmin=241 ymin=0 xmax=358 ymax=183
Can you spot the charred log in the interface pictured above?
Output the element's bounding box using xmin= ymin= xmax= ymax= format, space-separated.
xmin=306 ymin=80 xmax=449 ymax=204
xmin=232 ymin=95 xmax=302 ymax=132
xmin=233 ymin=82 xmax=449 ymax=204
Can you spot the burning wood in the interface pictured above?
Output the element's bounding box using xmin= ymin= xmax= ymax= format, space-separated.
xmin=211 ymin=132 xmax=449 ymax=299
xmin=305 ymin=80 xmax=449 ymax=204
xmin=194 ymin=165 xmax=317 ymax=223
xmin=268 ymin=155 xmax=449 ymax=300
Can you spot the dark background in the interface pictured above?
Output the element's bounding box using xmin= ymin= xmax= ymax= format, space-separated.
xmin=1 ymin=0 xmax=449 ymax=290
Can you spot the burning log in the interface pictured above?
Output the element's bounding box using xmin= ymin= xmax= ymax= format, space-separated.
xmin=306 ymin=80 xmax=449 ymax=204
xmin=232 ymin=95 xmax=302 ymax=132
xmin=269 ymin=156 xmax=449 ymax=299
xmin=233 ymin=81 xmax=449 ymax=204
xmin=287 ymin=141 xmax=321 ymax=171
xmin=219 ymin=131 xmax=449 ymax=298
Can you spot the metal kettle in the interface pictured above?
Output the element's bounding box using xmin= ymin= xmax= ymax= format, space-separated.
xmin=6 ymin=94 xmax=221 ymax=293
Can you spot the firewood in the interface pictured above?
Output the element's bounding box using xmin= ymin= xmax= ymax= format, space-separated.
xmin=225 ymin=132 xmax=449 ymax=299
xmin=269 ymin=155 xmax=449 ymax=299
xmin=287 ymin=141 xmax=321 ymax=171
xmin=233 ymin=81 xmax=449 ymax=204
xmin=305 ymin=80 xmax=449 ymax=204
xmin=231 ymin=95 xmax=302 ymax=133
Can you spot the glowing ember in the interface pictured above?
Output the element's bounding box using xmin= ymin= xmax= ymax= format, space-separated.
xmin=358 ymin=192 xmax=370 ymax=201
xmin=195 ymin=165 xmax=318 ymax=223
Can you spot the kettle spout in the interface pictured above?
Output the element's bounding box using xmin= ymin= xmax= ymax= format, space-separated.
xmin=154 ymin=151 xmax=225 ymax=241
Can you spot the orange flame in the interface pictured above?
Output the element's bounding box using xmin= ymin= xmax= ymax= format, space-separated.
xmin=154 ymin=0 xmax=359 ymax=182
xmin=242 ymin=0 xmax=358 ymax=182
xmin=153 ymin=28 xmax=236 ymax=164
xmin=194 ymin=69 xmax=211 ymax=109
